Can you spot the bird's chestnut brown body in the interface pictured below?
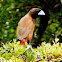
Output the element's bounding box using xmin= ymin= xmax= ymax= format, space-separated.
xmin=17 ymin=8 xmax=45 ymax=46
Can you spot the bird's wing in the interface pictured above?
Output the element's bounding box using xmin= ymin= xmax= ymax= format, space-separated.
xmin=17 ymin=16 xmax=34 ymax=40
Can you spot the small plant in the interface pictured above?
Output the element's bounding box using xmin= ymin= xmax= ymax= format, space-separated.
xmin=0 ymin=38 xmax=62 ymax=62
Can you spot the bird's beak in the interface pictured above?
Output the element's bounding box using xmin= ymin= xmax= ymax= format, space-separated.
xmin=38 ymin=10 xmax=45 ymax=16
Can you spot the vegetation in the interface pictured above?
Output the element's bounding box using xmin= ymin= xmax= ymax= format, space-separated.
xmin=0 ymin=39 xmax=62 ymax=62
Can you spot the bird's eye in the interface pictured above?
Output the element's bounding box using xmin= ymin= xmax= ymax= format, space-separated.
xmin=36 ymin=9 xmax=41 ymax=12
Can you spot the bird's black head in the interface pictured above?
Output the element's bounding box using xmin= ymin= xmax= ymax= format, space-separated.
xmin=28 ymin=8 xmax=45 ymax=19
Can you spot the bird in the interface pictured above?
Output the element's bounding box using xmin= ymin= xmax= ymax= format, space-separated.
xmin=17 ymin=8 xmax=45 ymax=47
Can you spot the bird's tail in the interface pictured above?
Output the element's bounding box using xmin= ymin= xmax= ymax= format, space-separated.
xmin=20 ymin=38 xmax=27 ymax=47
xmin=20 ymin=40 xmax=25 ymax=47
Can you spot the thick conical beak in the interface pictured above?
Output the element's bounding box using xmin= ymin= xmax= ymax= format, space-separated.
xmin=38 ymin=10 xmax=45 ymax=15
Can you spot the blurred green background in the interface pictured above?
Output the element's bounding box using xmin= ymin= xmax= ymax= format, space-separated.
xmin=0 ymin=0 xmax=62 ymax=46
